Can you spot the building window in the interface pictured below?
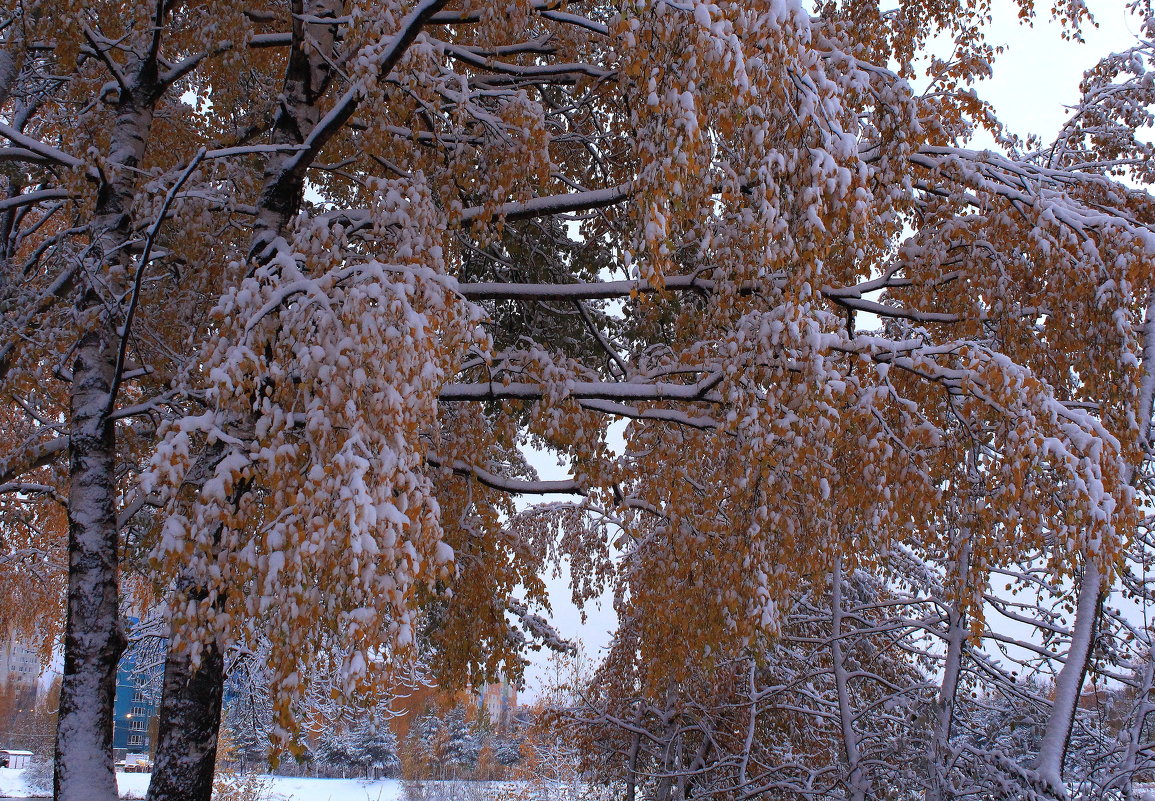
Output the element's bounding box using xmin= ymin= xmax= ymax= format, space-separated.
xmin=128 ymin=735 xmax=143 ymax=746
xmin=132 ymin=706 xmax=147 ymax=716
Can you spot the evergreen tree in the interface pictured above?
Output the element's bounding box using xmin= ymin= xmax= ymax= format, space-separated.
xmin=407 ymin=709 xmax=446 ymax=780
xmin=221 ymin=654 xmax=273 ymax=773
xmin=356 ymin=716 xmax=401 ymax=779
xmin=317 ymin=726 xmax=359 ymax=777
xmin=494 ymin=735 xmax=524 ymax=768
xmin=441 ymin=705 xmax=481 ymax=777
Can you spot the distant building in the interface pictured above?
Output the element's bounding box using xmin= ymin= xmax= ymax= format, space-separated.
xmin=390 ymin=675 xmax=521 ymax=740
xmin=112 ymin=623 xmax=163 ymax=758
xmin=0 ymin=634 xmax=40 ymax=701
xmin=478 ymin=678 xmax=517 ymax=727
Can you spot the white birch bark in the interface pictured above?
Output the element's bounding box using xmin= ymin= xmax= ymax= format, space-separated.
xmin=926 ymin=597 xmax=967 ymax=799
xmin=1099 ymin=292 xmax=1155 ymax=797
xmin=1034 ymin=559 xmax=1102 ymax=795
xmin=925 ymin=531 xmax=972 ymax=801
xmin=832 ymin=558 xmax=870 ymax=801
xmin=55 ymin=83 xmax=156 ymax=801
xmin=1034 ymin=291 xmax=1155 ymax=796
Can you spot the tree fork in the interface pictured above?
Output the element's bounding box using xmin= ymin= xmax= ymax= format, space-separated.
xmin=54 ymin=67 xmax=158 ymax=801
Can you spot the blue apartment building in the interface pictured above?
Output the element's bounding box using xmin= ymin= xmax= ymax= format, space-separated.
xmin=112 ymin=623 xmax=162 ymax=758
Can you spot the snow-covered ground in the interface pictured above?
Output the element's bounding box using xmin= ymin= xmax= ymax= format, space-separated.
xmin=0 ymin=767 xmax=36 ymax=798
xmin=259 ymin=776 xmax=404 ymax=801
xmin=0 ymin=767 xmax=407 ymax=800
xmin=8 ymin=769 xmax=1153 ymax=800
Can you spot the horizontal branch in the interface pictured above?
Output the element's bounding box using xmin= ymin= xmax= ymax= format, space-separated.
xmin=457 ymin=273 xmax=723 ymax=301
xmin=0 ymin=123 xmax=84 ymax=169
xmin=0 ymin=147 xmax=53 ymax=164
xmin=827 ymin=294 xmax=960 ymax=324
xmin=577 ymin=398 xmax=719 ymax=430
xmin=0 ymin=189 xmax=72 ymax=213
xmin=458 ymin=271 xmax=957 ymax=324
xmin=440 ymin=42 xmax=611 ymax=80
xmin=0 ymin=482 xmax=63 ymax=500
xmin=459 ymin=182 xmax=632 ymax=224
xmin=428 ymin=455 xmax=584 ymax=495
xmin=249 ymin=32 xmax=293 ymax=47
xmin=439 ymin=374 xmax=724 ymax=403
xmin=0 ymin=436 xmax=69 ymax=485
xmin=428 ymin=3 xmax=609 ymax=35
xmin=333 ymin=183 xmax=633 ymax=237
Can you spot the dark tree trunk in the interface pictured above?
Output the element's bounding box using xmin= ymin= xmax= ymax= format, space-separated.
xmin=145 ymin=638 xmax=226 ymax=801
xmin=145 ymin=4 xmax=343 ymax=797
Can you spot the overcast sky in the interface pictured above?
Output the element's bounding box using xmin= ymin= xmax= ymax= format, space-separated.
xmin=977 ymin=1 xmax=1146 ymax=142
xmin=518 ymin=0 xmax=1151 ymax=699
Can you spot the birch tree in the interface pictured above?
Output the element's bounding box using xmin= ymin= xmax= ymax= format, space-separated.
xmin=2 ymin=1 xmax=1154 ymax=800
xmin=0 ymin=3 xmax=269 ymax=798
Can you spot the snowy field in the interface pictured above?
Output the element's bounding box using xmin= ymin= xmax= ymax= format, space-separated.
xmin=0 ymin=767 xmax=409 ymax=799
xmin=5 ymin=769 xmax=1155 ymax=801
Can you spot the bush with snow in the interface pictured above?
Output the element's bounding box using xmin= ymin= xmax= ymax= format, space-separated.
xmin=20 ymin=758 xmax=52 ymax=796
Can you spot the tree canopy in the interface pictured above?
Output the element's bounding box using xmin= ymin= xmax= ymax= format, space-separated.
xmin=0 ymin=0 xmax=1153 ymax=799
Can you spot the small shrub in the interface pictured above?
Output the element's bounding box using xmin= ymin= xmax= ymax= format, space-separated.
xmin=21 ymin=758 xmax=53 ymax=797
xmin=405 ymin=779 xmax=500 ymax=801
xmin=212 ymin=770 xmax=272 ymax=801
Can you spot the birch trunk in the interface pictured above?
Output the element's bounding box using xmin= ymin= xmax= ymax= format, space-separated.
xmin=832 ymin=559 xmax=870 ymax=801
xmin=737 ymin=659 xmax=758 ymax=795
xmin=625 ymin=729 xmax=641 ymax=801
xmin=54 ymin=77 xmax=156 ymax=801
xmin=1108 ymin=292 xmax=1155 ymax=797
xmin=1034 ymin=558 xmax=1103 ymax=796
xmin=925 ymin=537 xmax=971 ymax=801
xmin=1033 ymin=292 xmax=1155 ymax=795
xmin=146 ymin=4 xmax=344 ymax=794
xmin=146 ymin=437 xmax=230 ymax=800
xmin=54 ymin=330 xmax=125 ymax=801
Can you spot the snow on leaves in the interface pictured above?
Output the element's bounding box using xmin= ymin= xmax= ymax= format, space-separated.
xmin=2 ymin=0 xmax=1154 ymax=795
xmin=143 ymin=177 xmax=488 ymax=741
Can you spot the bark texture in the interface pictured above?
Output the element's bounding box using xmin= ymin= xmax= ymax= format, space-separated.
xmin=54 ymin=78 xmax=156 ymax=801
xmin=925 ymin=537 xmax=971 ymax=801
xmin=1034 ymin=559 xmax=1103 ymax=796
xmin=145 ymin=639 xmax=226 ymax=801
xmin=832 ymin=560 xmax=870 ymax=801
xmin=54 ymin=333 xmax=125 ymax=801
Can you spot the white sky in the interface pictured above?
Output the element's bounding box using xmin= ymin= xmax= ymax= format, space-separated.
xmin=518 ymin=0 xmax=1151 ymax=699
xmin=975 ymin=1 xmax=1146 ymax=142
